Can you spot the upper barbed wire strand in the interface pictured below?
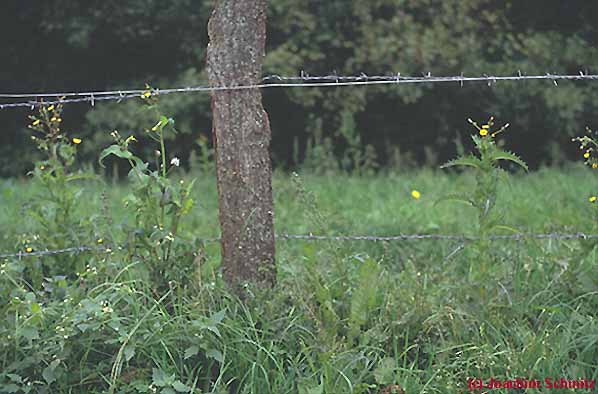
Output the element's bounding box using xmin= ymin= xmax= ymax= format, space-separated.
xmin=1 ymin=72 xmax=597 ymax=109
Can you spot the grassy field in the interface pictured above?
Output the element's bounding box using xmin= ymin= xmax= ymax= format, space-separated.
xmin=1 ymin=167 xmax=597 ymax=393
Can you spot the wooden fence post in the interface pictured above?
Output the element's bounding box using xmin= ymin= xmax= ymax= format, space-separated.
xmin=206 ymin=0 xmax=276 ymax=292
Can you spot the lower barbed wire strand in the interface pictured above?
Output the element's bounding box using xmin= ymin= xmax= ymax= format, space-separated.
xmin=1 ymin=232 xmax=596 ymax=259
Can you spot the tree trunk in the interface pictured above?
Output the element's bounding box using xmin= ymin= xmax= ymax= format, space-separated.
xmin=206 ymin=0 xmax=276 ymax=292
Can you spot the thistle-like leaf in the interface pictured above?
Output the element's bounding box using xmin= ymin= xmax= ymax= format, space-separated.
xmin=440 ymin=154 xmax=482 ymax=170
xmin=491 ymin=149 xmax=528 ymax=171
xmin=435 ymin=193 xmax=475 ymax=207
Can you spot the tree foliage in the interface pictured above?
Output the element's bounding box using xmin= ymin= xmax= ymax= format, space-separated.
xmin=1 ymin=0 xmax=598 ymax=176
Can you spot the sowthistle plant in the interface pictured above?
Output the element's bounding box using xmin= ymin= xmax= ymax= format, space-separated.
xmin=99 ymin=86 xmax=196 ymax=284
xmin=25 ymin=102 xmax=93 ymax=282
xmin=441 ymin=117 xmax=528 ymax=232
xmin=441 ymin=117 xmax=528 ymax=278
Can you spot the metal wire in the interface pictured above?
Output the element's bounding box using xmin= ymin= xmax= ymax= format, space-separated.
xmin=278 ymin=232 xmax=598 ymax=242
xmin=1 ymin=232 xmax=596 ymax=259
xmin=0 ymin=246 xmax=101 ymax=259
xmin=1 ymin=71 xmax=597 ymax=109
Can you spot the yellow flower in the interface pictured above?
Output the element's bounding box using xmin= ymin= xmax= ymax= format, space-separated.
xmin=593 ymin=163 xmax=598 ymax=169
xmin=482 ymin=125 xmax=490 ymax=129
xmin=32 ymin=119 xmax=41 ymax=126
xmin=141 ymin=91 xmax=151 ymax=99
xmin=47 ymin=105 xmax=55 ymax=111
xmin=411 ymin=190 xmax=421 ymax=200
xmin=590 ymin=196 xmax=597 ymax=203
xmin=50 ymin=117 xmax=57 ymax=122
xmin=40 ymin=165 xmax=45 ymax=170
xmin=97 ymin=238 xmax=103 ymax=244
xmin=25 ymin=247 xmax=33 ymax=253
xmin=72 ymin=138 xmax=82 ymax=144
xmin=584 ymin=151 xmax=590 ymax=159
xmin=479 ymin=129 xmax=488 ymax=137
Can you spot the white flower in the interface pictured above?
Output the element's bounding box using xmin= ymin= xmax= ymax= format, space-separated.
xmin=170 ymin=157 xmax=180 ymax=167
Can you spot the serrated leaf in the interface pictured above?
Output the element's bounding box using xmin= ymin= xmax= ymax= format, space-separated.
xmin=435 ymin=193 xmax=475 ymax=207
xmin=492 ymin=150 xmax=528 ymax=171
xmin=440 ymin=155 xmax=482 ymax=169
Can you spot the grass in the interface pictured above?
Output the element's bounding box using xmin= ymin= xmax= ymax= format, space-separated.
xmin=1 ymin=166 xmax=597 ymax=394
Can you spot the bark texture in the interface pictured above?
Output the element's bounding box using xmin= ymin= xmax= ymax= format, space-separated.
xmin=206 ymin=0 xmax=276 ymax=291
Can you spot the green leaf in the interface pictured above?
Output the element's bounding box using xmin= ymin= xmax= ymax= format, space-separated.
xmin=373 ymin=357 xmax=396 ymax=385
xmin=490 ymin=225 xmax=521 ymax=234
xmin=349 ymin=257 xmax=381 ymax=336
xmin=491 ymin=149 xmax=528 ymax=171
xmin=1 ymin=384 xmax=19 ymax=393
xmin=210 ymin=309 xmax=226 ymax=324
xmin=181 ymin=198 xmax=194 ymax=216
xmin=440 ymin=155 xmax=482 ymax=170
xmin=42 ymin=359 xmax=60 ymax=384
xmin=206 ymin=349 xmax=224 ymax=363
xmin=435 ymin=193 xmax=474 ymax=207
xmin=65 ymin=172 xmax=98 ymax=182
xmin=172 ymin=380 xmax=192 ymax=393
xmin=183 ymin=345 xmax=199 ymax=360
xmin=21 ymin=327 xmax=39 ymax=340
xmin=128 ymin=162 xmax=150 ymax=185
xmin=99 ymin=145 xmax=133 ymax=167
xmin=152 ymin=368 xmax=175 ymax=387
xmin=6 ymin=374 xmax=23 ymax=384
xmin=124 ymin=345 xmax=135 ymax=362
xmin=306 ymin=381 xmax=324 ymax=394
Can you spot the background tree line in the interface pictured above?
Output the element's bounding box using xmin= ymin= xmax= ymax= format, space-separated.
xmin=1 ymin=0 xmax=598 ymax=177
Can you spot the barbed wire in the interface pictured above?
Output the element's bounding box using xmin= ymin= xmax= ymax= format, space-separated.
xmin=278 ymin=232 xmax=598 ymax=242
xmin=1 ymin=232 xmax=596 ymax=259
xmin=0 ymin=246 xmax=100 ymax=259
xmin=1 ymin=71 xmax=597 ymax=110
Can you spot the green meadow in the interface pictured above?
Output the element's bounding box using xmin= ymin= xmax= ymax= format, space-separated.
xmin=1 ymin=166 xmax=597 ymax=393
